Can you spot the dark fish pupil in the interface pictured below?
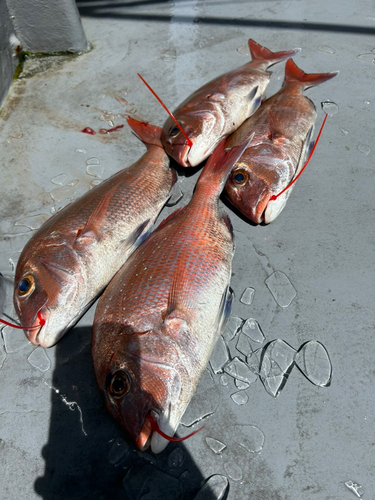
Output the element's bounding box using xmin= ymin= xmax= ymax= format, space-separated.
xmin=113 ymin=377 xmax=125 ymax=393
xmin=19 ymin=279 xmax=30 ymax=293
xmin=234 ymin=173 xmax=245 ymax=183
xmin=170 ymin=127 xmax=180 ymax=136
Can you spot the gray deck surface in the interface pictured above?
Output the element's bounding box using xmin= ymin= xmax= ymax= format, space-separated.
xmin=0 ymin=1 xmax=374 ymax=499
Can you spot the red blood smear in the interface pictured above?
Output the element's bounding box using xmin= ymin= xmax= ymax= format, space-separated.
xmin=146 ymin=413 xmax=204 ymax=442
xmin=81 ymin=127 xmax=96 ymax=135
xmin=99 ymin=124 xmax=124 ymax=134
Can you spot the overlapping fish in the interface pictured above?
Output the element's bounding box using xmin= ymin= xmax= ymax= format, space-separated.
xmin=160 ymin=39 xmax=300 ymax=167
xmin=224 ymin=58 xmax=338 ymax=223
xmin=92 ymin=136 xmax=251 ymax=453
xmin=13 ymin=118 xmax=176 ymax=347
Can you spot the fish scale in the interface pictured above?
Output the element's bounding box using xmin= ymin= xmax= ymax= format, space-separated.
xmin=92 ymin=138 xmax=250 ymax=454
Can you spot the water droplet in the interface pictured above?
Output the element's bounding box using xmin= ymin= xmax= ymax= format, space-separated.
xmin=91 ymin=179 xmax=102 ymax=186
xmin=231 ymin=390 xmax=249 ymax=405
xmin=161 ymin=48 xmax=177 ymax=62
xmin=125 ymin=104 xmax=137 ymax=114
xmin=317 ymin=44 xmax=336 ymax=54
xmin=167 ymin=447 xmax=184 ymax=468
xmin=99 ymin=93 xmax=106 ymax=99
xmin=224 ymin=461 xmax=243 ymax=481
xmin=220 ymin=374 xmax=229 ymax=386
xmin=240 ymin=286 xmax=255 ymax=305
xmin=2 ymin=325 xmax=31 ymax=353
xmin=205 ymin=437 xmax=226 ymax=455
xmin=166 ymin=187 xmax=184 ymax=207
xmin=321 ymin=100 xmax=339 ymax=116
xmin=237 ymin=44 xmax=250 ymax=55
xmin=363 ymin=99 xmax=371 ymax=105
xmin=27 ymin=347 xmax=51 ymax=372
xmin=0 ymin=346 xmax=6 ymax=370
xmin=86 ymin=157 xmax=100 ymax=165
xmin=108 ymin=437 xmax=130 ymax=465
xmin=241 ymin=318 xmax=265 ymax=343
xmin=180 ymin=370 xmax=219 ymax=426
xmin=341 ymin=128 xmax=349 ymax=135
xmin=51 ymin=173 xmax=68 ymax=185
xmin=50 ymin=185 xmax=76 ymax=202
xmin=8 ymin=123 xmax=23 ymax=139
xmin=345 ymin=480 xmax=363 ymax=498
xmin=357 ymin=143 xmax=371 ymax=155
xmin=67 ymin=179 xmax=79 ymax=187
xmin=224 ymin=357 xmax=257 ymax=384
xmin=115 ymin=96 xmax=128 ymax=106
xmin=236 ymin=332 xmax=253 ymax=356
xmin=259 ymin=339 xmax=296 ymax=397
xmin=295 ymin=340 xmax=332 ymax=387
xmin=265 ymin=271 xmax=297 ymax=308
xmin=235 ymin=379 xmax=250 ymax=390
xmin=86 ymin=164 xmax=105 ymax=178
xmin=193 ymin=474 xmax=229 ymax=500
xmin=229 ymin=424 xmax=265 ymax=453
xmin=222 ymin=316 xmax=243 ymax=342
xmin=357 ymin=53 xmax=375 ymax=63
xmin=75 ymin=148 xmax=86 ymax=153
xmin=15 ymin=214 xmax=49 ymax=231
xmin=209 ymin=336 xmax=229 ymax=374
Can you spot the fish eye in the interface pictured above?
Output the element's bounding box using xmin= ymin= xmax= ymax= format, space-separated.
xmin=232 ymin=168 xmax=249 ymax=186
xmin=18 ymin=276 xmax=34 ymax=296
xmin=109 ymin=370 xmax=131 ymax=399
xmin=169 ymin=126 xmax=181 ymax=138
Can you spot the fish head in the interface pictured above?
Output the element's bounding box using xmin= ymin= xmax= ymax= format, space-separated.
xmin=162 ymin=106 xmax=222 ymax=167
xmin=224 ymin=144 xmax=294 ymax=224
xmin=94 ymin=319 xmax=191 ymax=454
xmin=14 ymin=241 xmax=85 ymax=347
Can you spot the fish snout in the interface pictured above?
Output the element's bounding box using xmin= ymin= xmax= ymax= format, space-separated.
xmin=136 ymin=415 xmax=153 ymax=451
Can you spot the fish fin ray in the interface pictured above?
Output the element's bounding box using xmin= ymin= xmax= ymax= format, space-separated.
xmin=214 ymin=285 xmax=234 ymax=335
xmin=127 ymin=117 xmax=163 ymax=148
xmin=157 ymin=207 xmax=185 ymax=231
xmin=116 ymin=219 xmax=151 ymax=254
xmin=284 ymin=58 xmax=339 ymax=88
xmin=221 ymin=212 xmax=235 ymax=249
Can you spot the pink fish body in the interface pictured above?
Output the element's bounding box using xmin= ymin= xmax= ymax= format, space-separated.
xmin=92 ymin=138 xmax=250 ymax=454
xmin=224 ymin=58 xmax=338 ymax=223
xmin=161 ymin=39 xmax=300 ymax=167
xmin=14 ymin=118 xmax=175 ymax=347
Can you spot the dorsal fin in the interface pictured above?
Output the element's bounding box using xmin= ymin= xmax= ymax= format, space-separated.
xmin=156 ymin=206 xmax=185 ymax=232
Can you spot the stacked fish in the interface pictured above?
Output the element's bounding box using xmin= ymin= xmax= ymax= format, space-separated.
xmin=8 ymin=39 xmax=338 ymax=454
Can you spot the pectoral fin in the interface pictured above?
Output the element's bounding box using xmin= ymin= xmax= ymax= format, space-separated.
xmin=116 ymin=219 xmax=151 ymax=255
xmin=214 ymin=285 xmax=234 ymax=335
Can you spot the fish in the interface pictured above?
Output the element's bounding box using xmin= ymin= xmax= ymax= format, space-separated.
xmin=160 ymin=38 xmax=299 ymax=167
xmin=92 ymin=136 xmax=251 ymax=454
xmin=224 ymin=58 xmax=338 ymax=224
xmin=13 ymin=117 xmax=176 ymax=348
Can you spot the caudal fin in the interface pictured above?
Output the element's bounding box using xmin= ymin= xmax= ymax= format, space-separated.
xmin=284 ymin=58 xmax=339 ymax=88
xmin=127 ymin=116 xmax=163 ymax=148
xmin=196 ymin=134 xmax=254 ymax=195
xmin=248 ymin=39 xmax=300 ymax=67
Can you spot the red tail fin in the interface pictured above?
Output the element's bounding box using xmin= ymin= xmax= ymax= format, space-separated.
xmin=284 ymin=58 xmax=339 ymax=88
xmin=126 ymin=116 xmax=163 ymax=148
xmin=248 ymin=39 xmax=300 ymax=67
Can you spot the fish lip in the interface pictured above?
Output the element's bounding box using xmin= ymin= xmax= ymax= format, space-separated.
xmin=136 ymin=414 xmax=153 ymax=451
xmin=25 ymin=306 xmax=50 ymax=346
xmin=180 ymin=144 xmax=192 ymax=167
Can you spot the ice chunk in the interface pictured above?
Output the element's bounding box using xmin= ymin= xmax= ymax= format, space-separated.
xmin=28 ymin=347 xmax=51 ymax=372
xmin=345 ymin=480 xmax=363 ymax=498
xmin=108 ymin=437 xmax=130 ymax=465
xmin=259 ymin=340 xmax=296 ymax=397
xmin=0 ymin=345 xmax=6 ymax=369
xmin=222 ymin=316 xmax=243 ymax=342
xmin=236 ymin=332 xmax=253 ymax=356
xmin=193 ymin=475 xmax=229 ymax=500
xmin=235 ymin=379 xmax=250 ymax=390
xmin=224 ymin=357 xmax=257 ymax=384
xmin=205 ymin=437 xmax=226 ymax=455
xmin=51 ymin=173 xmax=68 ymax=185
xmin=265 ymin=271 xmax=297 ymax=308
xmin=209 ymin=336 xmax=229 ymax=374
xmin=220 ymin=374 xmax=229 ymax=386
xmin=229 ymin=424 xmax=265 ymax=453
xmin=168 ymin=447 xmax=184 ymax=468
xmin=247 ymin=349 xmax=262 ymax=375
xmin=241 ymin=318 xmax=265 ymax=343
xmin=231 ymin=391 xmax=249 ymax=405
xmin=2 ymin=325 xmax=31 ymax=353
xmin=180 ymin=370 xmax=219 ymax=426
xmin=224 ymin=461 xmax=243 ymax=481
xmin=295 ymin=340 xmax=332 ymax=387
xmin=15 ymin=214 xmax=49 ymax=230
xmin=240 ymin=287 xmax=255 ymax=305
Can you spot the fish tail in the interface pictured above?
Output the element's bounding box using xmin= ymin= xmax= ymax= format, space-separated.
xmin=248 ymin=39 xmax=301 ymax=67
xmin=127 ymin=116 xmax=163 ymax=148
xmin=284 ymin=58 xmax=339 ymax=88
xmin=196 ymin=135 xmax=254 ymax=196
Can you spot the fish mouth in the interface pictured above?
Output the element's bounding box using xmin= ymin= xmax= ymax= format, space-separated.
xmin=180 ymin=144 xmax=192 ymax=167
xmin=137 ymin=415 xmax=153 ymax=451
xmin=137 ymin=411 xmax=175 ymax=454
